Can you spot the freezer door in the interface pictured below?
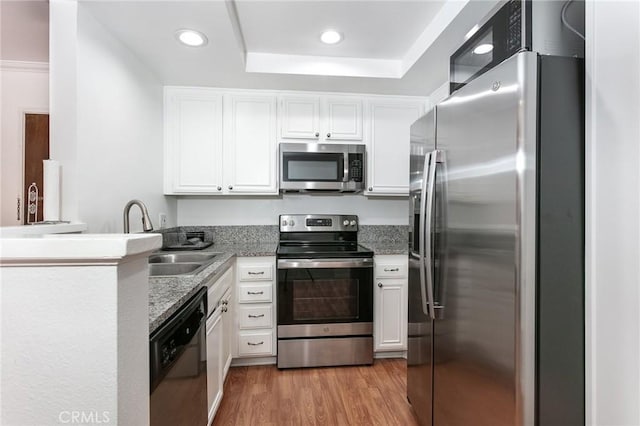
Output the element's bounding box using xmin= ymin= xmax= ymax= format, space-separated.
xmin=433 ymin=52 xmax=537 ymax=426
xmin=407 ymin=110 xmax=436 ymax=426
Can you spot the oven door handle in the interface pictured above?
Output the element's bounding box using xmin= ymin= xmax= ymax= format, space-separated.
xmin=277 ymin=258 xmax=374 ymax=269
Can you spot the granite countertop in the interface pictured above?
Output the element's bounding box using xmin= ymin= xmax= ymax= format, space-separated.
xmin=360 ymin=241 xmax=408 ymax=255
xmin=148 ymin=242 xmax=278 ymax=334
xmin=148 ymin=237 xmax=407 ymax=334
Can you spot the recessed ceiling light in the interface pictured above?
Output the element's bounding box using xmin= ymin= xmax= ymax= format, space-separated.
xmin=473 ymin=43 xmax=494 ymax=55
xmin=320 ymin=30 xmax=342 ymax=45
xmin=175 ymin=29 xmax=208 ymax=47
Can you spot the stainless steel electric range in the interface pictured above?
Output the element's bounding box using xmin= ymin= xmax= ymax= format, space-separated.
xmin=276 ymin=214 xmax=374 ymax=369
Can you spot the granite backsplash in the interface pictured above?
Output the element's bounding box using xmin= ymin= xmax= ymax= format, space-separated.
xmin=358 ymin=225 xmax=409 ymax=243
xmin=155 ymin=225 xmax=278 ymax=248
xmin=156 ymin=224 xmax=407 ymax=248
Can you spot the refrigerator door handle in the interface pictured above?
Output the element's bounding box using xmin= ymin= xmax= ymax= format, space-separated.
xmin=434 ymin=150 xmax=448 ymax=319
xmin=423 ymin=150 xmax=439 ymax=320
xmin=418 ymin=152 xmax=433 ymax=319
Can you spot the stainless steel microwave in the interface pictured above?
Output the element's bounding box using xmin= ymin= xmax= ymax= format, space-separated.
xmin=279 ymin=143 xmax=365 ymax=192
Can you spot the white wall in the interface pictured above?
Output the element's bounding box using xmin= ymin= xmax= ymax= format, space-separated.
xmin=50 ymin=1 xmax=177 ymax=232
xmin=0 ymin=63 xmax=49 ymax=226
xmin=429 ymin=80 xmax=450 ymax=107
xmin=1 ymin=249 xmax=154 ymax=425
xmin=177 ymin=194 xmax=408 ymax=226
xmin=586 ymin=2 xmax=640 ymax=425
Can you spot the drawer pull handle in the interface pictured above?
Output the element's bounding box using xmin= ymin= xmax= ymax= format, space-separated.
xmin=247 ymin=291 xmax=264 ymax=295
xmin=384 ymin=268 xmax=399 ymax=272
xmin=247 ymin=341 xmax=264 ymax=346
xmin=247 ymin=271 xmax=265 ymax=275
xmin=248 ymin=314 xmax=265 ymax=318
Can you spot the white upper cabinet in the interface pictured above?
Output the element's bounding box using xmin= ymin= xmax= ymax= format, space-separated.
xmin=279 ymin=95 xmax=363 ymax=142
xmin=323 ymin=97 xmax=363 ymax=141
xmin=165 ymin=88 xmax=426 ymax=196
xmin=224 ymin=94 xmax=278 ymax=194
xmin=164 ymin=88 xmax=223 ymax=194
xmin=164 ymin=88 xmax=277 ymax=195
xmin=366 ymin=100 xmax=424 ymax=196
xmin=279 ymin=96 xmax=320 ymax=139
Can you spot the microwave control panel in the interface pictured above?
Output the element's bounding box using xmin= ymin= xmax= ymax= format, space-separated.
xmin=349 ymin=154 xmax=363 ymax=182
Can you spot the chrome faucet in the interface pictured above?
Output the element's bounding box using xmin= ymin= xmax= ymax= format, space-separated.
xmin=123 ymin=199 xmax=154 ymax=233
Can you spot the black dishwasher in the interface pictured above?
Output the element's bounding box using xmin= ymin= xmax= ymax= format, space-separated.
xmin=150 ymin=288 xmax=207 ymax=426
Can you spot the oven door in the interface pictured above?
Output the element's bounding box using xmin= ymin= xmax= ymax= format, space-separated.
xmin=277 ymin=258 xmax=373 ymax=330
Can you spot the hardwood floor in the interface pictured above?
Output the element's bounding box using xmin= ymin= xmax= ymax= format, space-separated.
xmin=213 ymin=359 xmax=420 ymax=426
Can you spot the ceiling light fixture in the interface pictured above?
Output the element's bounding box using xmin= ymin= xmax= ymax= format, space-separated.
xmin=175 ymin=29 xmax=208 ymax=47
xmin=473 ymin=43 xmax=494 ymax=55
xmin=320 ymin=30 xmax=342 ymax=45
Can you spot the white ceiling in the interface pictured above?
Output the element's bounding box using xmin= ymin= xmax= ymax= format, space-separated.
xmin=236 ymin=1 xmax=443 ymax=60
xmin=0 ymin=0 xmax=49 ymax=62
xmin=83 ymin=0 xmax=499 ymax=96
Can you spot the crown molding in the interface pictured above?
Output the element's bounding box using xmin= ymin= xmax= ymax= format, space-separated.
xmin=0 ymin=60 xmax=49 ymax=73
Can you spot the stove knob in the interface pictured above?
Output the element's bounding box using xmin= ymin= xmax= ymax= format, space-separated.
xmin=290 ymin=220 xmax=295 ymax=226
xmin=343 ymin=219 xmax=349 ymax=226
xmin=350 ymin=220 xmax=357 ymax=227
xmin=282 ymin=220 xmax=288 ymax=226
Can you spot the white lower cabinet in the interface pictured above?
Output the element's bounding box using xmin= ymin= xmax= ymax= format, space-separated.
xmin=206 ymin=310 xmax=223 ymax=425
xmin=221 ymin=286 xmax=233 ymax=376
xmin=234 ymin=256 xmax=277 ymax=359
xmin=373 ymin=255 xmax=408 ymax=352
xmin=205 ymin=265 xmax=233 ymax=425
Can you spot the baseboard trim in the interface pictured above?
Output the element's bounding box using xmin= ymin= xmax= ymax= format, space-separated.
xmin=374 ymin=350 xmax=407 ymax=359
xmin=231 ymin=356 xmax=277 ymax=367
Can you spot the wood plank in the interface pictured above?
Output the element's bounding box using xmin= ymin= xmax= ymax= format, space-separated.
xmin=212 ymin=359 xmax=420 ymax=426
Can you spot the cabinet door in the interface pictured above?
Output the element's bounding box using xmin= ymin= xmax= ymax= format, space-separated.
xmin=366 ymin=101 xmax=423 ymax=196
xmin=279 ymin=96 xmax=320 ymax=139
xmin=224 ymin=94 xmax=278 ymax=194
xmin=221 ymin=287 xmax=233 ymax=377
xmin=323 ymin=97 xmax=363 ymax=141
xmin=206 ymin=311 xmax=223 ymax=424
xmin=164 ymin=88 xmax=223 ymax=194
xmin=374 ymin=278 xmax=408 ymax=352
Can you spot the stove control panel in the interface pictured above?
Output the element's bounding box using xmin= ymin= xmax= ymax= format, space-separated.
xmin=279 ymin=214 xmax=358 ymax=232
xmin=308 ymin=218 xmax=332 ymax=227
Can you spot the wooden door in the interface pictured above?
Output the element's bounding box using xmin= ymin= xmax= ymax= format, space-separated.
xmin=23 ymin=114 xmax=49 ymax=223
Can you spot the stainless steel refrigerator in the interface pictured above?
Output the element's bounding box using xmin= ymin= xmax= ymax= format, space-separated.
xmin=407 ymin=50 xmax=584 ymax=426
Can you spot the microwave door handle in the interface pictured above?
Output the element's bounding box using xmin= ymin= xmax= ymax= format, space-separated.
xmin=343 ymin=153 xmax=349 ymax=182
xmin=419 ymin=152 xmax=433 ymax=319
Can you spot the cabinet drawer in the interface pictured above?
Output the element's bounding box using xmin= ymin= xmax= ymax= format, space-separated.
xmin=237 ymin=283 xmax=272 ymax=303
xmin=375 ymin=263 xmax=406 ymax=278
xmin=238 ymin=264 xmax=272 ymax=281
xmin=206 ymin=266 xmax=233 ymax=317
xmin=237 ymin=331 xmax=273 ymax=356
xmin=238 ymin=305 xmax=272 ymax=329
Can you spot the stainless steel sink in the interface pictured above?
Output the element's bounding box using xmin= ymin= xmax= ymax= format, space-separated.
xmin=148 ymin=251 xmax=221 ymax=277
xmin=149 ymin=263 xmax=203 ymax=277
xmin=148 ymin=253 xmax=218 ymax=264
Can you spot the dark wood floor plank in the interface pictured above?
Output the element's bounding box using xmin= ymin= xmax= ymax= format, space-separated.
xmin=212 ymin=359 xmax=420 ymax=426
